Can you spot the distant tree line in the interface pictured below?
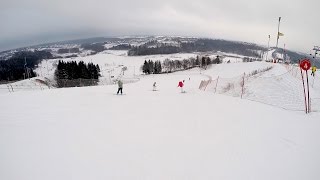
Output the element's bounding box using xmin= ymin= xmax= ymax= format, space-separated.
xmin=243 ymin=57 xmax=261 ymax=62
xmin=58 ymin=48 xmax=80 ymax=54
xmin=81 ymin=43 xmax=105 ymax=53
xmin=54 ymin=60 xmax=101 ymax=88
xmin=0 ymin=50 xmax=53 ymax=81
xmin=141 ymin=56 xmax=221 ymax=74
xmin=180 ymin=39 xmax=264 ymax=57
xmin=142 ymin=60 xmax=162 ymax=74
xmin=129 ymin=39 xmax=265 ymax=58
xmin=128 ymin=45 xmax=180 ymax=56
xmin=54 ymin=60 xmax=100 ymax=80
xmin=109 ymin=44 xmax=132 ymax=50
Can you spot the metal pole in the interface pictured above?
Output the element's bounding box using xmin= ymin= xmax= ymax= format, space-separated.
xmin=214 ymin=76 xmax=219 ymax=93
xmin=300 ymin=63 xmax=308 ymax=114
xmin=282 ymin=44 xmax=286 ymax=62
xmin=306 ymin=70 xmax=311 ymax=113
xmin=311 ymin=50 xmax=318 ymax=88
xmin=40 ymin=64 xmax=43 ymax=77
xmin=46 ymin=60 xmax=49 ymax=75
xmin=28 ymin=70 xmax=30 ymax=79
xmin=24 ymin=57 xmax=27 ymax=79
xmin=241 ymin=73 xmax=245 ymax=99
xmin=276 ymin=17 xmax=281 ymax=48
xmin=133 ymin=66 xmax=135 ymax=77
xmin=314 ymin=50 xmax=318 ymax=65
xmin=266 ymin=35 xmax=270 ymax=61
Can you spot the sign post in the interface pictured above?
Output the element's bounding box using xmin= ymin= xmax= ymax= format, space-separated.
xmin=299 ymin=59 xmax=311 ymax=113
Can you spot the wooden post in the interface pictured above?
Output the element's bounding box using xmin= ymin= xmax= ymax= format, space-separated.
xmin=10 ymin=84 xmax=14 ymax=92
xmin=7 ymin=85 xmax=11 ymax=93
xmin=199 ymin=81 xmax=203 ymax=90
xmin=204 ymin=80 xmax=210 ymax=91
xmin=214 ymin=76 xmax=219 ymax=93
xmin=241 ymin=73 xmax=245 ymax=99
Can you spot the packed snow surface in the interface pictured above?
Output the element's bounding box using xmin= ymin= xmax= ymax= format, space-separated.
xmin=0 ymin=51 xmax=319 ymax=180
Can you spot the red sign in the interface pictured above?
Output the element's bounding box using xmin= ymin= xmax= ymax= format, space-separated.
xmin=300 ymin=59 xmax=311 ymax=71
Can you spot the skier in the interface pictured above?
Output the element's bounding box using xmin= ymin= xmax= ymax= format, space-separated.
xmin=117 ymin=79 xmax=123 ymax=94
xmin=153 ymin=82 xmax=157 ymax=91
xmin=311 ymin=66 xmax=317 ymax=76
xmin=178 ymin=80 xmax=185 ymax=93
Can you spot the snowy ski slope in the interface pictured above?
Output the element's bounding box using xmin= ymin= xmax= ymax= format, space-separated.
xmin=0 ymin=50 xmax=320 ymax=180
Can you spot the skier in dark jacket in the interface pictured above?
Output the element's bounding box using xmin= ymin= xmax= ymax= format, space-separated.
xmin=153 ymin=82 xmax=157 ymax=91
xmin=117 ymin=80 xmax=123 ymax=94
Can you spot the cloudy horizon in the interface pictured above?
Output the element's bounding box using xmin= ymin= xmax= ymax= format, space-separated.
xmin=1 ymin=0 xmax=319 ymax=53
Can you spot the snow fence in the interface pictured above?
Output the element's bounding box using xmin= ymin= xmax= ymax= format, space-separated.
xmin=0 ymin=77 xmax=140 ymax=93
xmin=0 ymin=78 xmax=51 ymax=93
xmin=199 ymin=65 xmax=320 ymax=112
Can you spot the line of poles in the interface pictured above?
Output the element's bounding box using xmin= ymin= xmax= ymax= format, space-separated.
xmin=265 ymin=17 xmax=283 ymax=62
xmin=266 ymin=17 xmax=318 ymax=66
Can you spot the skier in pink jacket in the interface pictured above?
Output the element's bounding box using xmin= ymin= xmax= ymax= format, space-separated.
xmin=178 ymin=80 xmax=185 ymax=93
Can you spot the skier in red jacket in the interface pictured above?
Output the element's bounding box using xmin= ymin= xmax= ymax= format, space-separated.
xmin=178 ymin=80 xmax=185 ymax=93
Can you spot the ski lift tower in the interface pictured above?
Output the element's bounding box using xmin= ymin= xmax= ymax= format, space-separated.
xmin=312 ymin=46 xmax=320 ymax=65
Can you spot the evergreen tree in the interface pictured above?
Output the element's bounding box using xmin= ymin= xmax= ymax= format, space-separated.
xmin=207 ymin=57 xmax=212 ymax=65
xmin=213 ymin=56 xmax=221 ymax=64
xmin=142 ymin=60 xmax=149 ymax=74
xmin=201 ymin=56 xmax=206 ymax=68
xmin=157 ymin=61 xmax=162 ymax=74
xmin=96 ymin=64 xmax=101 ymax=77
xmin=154 ymin=61 xmax=158 ymax=74
xmin=154 ymin=61 xmax=162 ymax=74
xmin=195 ymin=56 xmax=200 ymax=66
xmin=148 ymin=60 xmax=154 ymax=74
xmin=183 ymin=59 xmax=189 ymax=69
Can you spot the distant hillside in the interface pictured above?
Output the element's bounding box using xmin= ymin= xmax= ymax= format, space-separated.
xmin=2 ymin=36 xmax=317 ymax=66
xmin=128 ymin=38 xmax=266 ymax=58
xmin=31 ymin=37 xmax=117 ymax=48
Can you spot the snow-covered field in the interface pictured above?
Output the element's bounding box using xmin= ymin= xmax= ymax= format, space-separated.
xmin=33 ymin=50 xmax=199 ymax=82
xmin=0 ymin=50 xmax=320 ymax=180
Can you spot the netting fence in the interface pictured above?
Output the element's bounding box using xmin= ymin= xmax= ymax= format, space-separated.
xmin=199 ymin=66 xmax=320 ymax=112
xmin=0 ymin=79 xmax=51 ymax=93
xmin=0 ymin=77 xmax=140 ymax=93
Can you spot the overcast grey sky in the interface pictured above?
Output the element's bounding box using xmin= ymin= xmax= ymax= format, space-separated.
xmin=1 ymin=0 xmax=319 ymax=53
